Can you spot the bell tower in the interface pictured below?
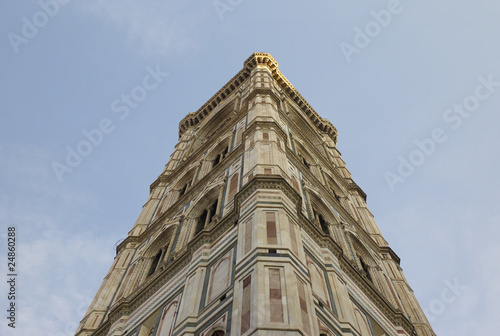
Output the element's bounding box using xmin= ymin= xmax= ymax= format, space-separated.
xmin=75 ymin=53 xmax=435 ymax=336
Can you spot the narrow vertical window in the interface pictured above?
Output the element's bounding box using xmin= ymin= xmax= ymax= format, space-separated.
xmin=209 ymin=199 xmax=218 ymax=223
xmin=221 ymin=146 xmax=228 ymax=159
xmin=179 ymin=182 xmax=190 ymax=197
xmin=318 ymin=213 xmax=329 ymax=235
xmin=302 ymin=156 xmax=310 ymax=170
xmin=359 ymin=257 xmax=372 ymax=282
xmin=148 ymin=251 xmax=162 ymax=277
xmin=195 ymin=199 xmax=218 ymax=236
xmin=213 ymin=154 xmax=221 ymax=167
xmin=195 ymin=209 xmax=208 ymax=235
xmin=263 ymin=132 xmax=269 ymax=140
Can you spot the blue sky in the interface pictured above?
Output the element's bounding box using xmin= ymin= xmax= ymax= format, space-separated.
xmin=1 ymin=1 xmax=499 ymax=335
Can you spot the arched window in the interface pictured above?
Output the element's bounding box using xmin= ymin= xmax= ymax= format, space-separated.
xmin=147 ymin=250 xmax=162 ymax=277
xmin=210 ymin=331 xmax=225 ymax=336
xmin=302 ymin=156 xmax=310 ymax=170
xmin=178 ymin=181 xmax=190 ymax=198
xmin=195 ymin=199 xmax=218 ymax=235
xmin=212 ymin=146 xmax=229 ymax=168
xmin=359 ymin=257 xmax=372 ymax=282
xmin=318 ymin=213 xmax=329 ymax=235
xmin=176 ymin=167 xmax=198 ymax=200
xmin=313 ymin=209 xmax=329 ymax=235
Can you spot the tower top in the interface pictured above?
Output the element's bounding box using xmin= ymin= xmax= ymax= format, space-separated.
xmin=178 ymin=52 xmax=337 ymax=142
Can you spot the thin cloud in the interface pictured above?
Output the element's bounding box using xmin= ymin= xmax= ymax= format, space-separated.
xmin=76 ymin=0 xmax=211 ymax=57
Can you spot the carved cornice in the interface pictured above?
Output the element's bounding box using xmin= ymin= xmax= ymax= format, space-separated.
xmin=178 ymin=52 xmax=337 ymax=141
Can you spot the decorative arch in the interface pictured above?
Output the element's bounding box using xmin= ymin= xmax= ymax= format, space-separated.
xmin=306 ymin=188 xmax=340 ymax=236
xmin=174 ymin=165 xmax=199 ymax=199
xmin=294 ymin=139 xmax=317 ymax=171
xmin=205 ymin=133 xmax=232 ymax=169
xmin=142 ymin=224 xmax=177 ymax=277
xmin=323 ymin=172 xmax=346 ymax=201
xmin=144 ymin=224 xmax=176 ymax=255
xmin=347 ymin=232 xmax=378 ymax=282
xmin=191 ymin=102 xmax=235 ymax=151
xmin=346 ymin=232 xmax=377 ymax=267
xmin=184 ymin=185 xmax=222 ymax=239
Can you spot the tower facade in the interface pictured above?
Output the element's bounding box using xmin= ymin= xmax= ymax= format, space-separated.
xmin=75 ymin=53 xmax=435 ymax=336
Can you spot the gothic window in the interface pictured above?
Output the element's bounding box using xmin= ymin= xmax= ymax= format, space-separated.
xmin=359 ymin=257 xmax=372 ymax=282
xmin=195 ymin=199 xmax=218 ymax=235
xmin=325 ymin=174 xmax=345 ymax=202
xmin=313 ymin=209 xmax=329 ymax=235
xmin=302 ymin=156 xmax=311 ymax=170
xmin=213 ymin=154 xmax=221 ymax=167
xmin=212 ymin=146 xmax=229 ymax=168
xmin=178 ymin=181 xmax=190 ymax=198
xmin=318 ymin=213 xmax=329 ymax=235
xmin=147 ymin=250 xmax=162 ymax=277
xmin=210 ymin=331 xmax=225 ymax=336
xmin=176 ymin=167 xmax=197 ymax=200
